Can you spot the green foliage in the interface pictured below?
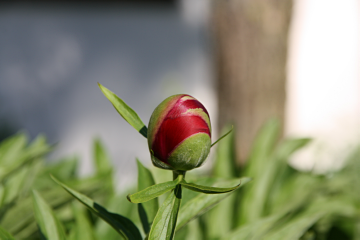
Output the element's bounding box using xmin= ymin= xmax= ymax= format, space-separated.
xmin=98 ymin=83 xmax=148 ymax=138
xmin=0 ymin=225 xmax=15 ymax=240
xmin=32 ymin=190 xmax=67 ymax=240
xmin=52 ymin=176 xmax=142 ymax=240
xmin=179 ymin=179 xmax=242 ymax=194
xmin=136 ymin=159 xmax=158 ymax=234
xmin=127 ymin=178 xmax=180 ymax=204
xmin=176 ymin=178 xmax=251 ymax=231
xmin=1 ymin=91 xmax=359 ymax=240
xmin=148 ymin=185 xmax=182 ymax=240
xmin=201 ymin=119 xmax=360 ymax=240
xmin=0 ymin=133 xmax=114 ymax=239
xmin=71 ymin=202 xmax=97 ymax=240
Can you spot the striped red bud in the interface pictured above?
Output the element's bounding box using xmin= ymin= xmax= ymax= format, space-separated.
xmin=147 ymin=94 xmax=211 ymax=171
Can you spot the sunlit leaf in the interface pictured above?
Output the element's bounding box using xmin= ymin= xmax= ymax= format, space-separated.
xmin=71 ymin=203 xmax=97 ymax=240
xmin=177 ymin=178 xmax=251 ymax=230
xmin=95 ymin=190 xmax=138 ymax=240
xmin=148 ymin=185 xmax=182 ymax=240
xmin=208 ymin=125 xmax=237 ymax=239
xmin=0 ymin=134 xmax=52 ymax=181
xmin=180 ymin=180 xmax=241 ymax=194
xmin=237 ymin=119 xmax=280 ymax=225
xmin=51 ymin=176 xmax=141 ymax=240
xmin=1 ymin=166 xmax=28 ymax=206
xmin=32 ymin=190 xmax=67 ymax=240
xmin=0 ymin=132 xmax=27 ymax=167
xmin=1 ymin=174 xmax=109 ymax=237
xmin=93 ymin=138 xmax=112 ymax=174
xmin=127 ymin=177 xmax=180 ymax=204
xmin=98 ymin=83 xmax=148 ymax=138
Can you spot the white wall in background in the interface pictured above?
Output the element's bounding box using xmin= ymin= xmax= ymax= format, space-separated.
xmin=286 ymin=0 xmax=360 ymax=172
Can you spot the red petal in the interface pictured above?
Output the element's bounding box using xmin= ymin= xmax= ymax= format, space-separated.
xmin=152 ymin=115 xmax=210 ymax=163
xmin=167 ymin=99 xmax=210 ymax=118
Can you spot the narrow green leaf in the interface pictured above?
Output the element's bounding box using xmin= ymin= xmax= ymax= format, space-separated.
xmin=1 ymin=173 xmax=111 ymax=239
xmin=211 ymin=126 xmax=233 ymax=148
xmin=95 ymin=190 xmax=139 ymax=240
xmin=212 ymin=125 xmax=237 ymax=179
xmin=127 ymin=177 xmax=180 ymax=204
xmin=180 ymin=180 xmax=241 ymax=194
xmin=136 ymin=159 xmax=159 ymax=233
xmin=51 ymin=176 xmax=141 ymax=240
xmin=31 ymin=190 xmax=67 ymax=240
xmin=2 ymin=172 xmax=110 ymax=231
xmin=264 ymin=211 xmax=325 ymax=240
xmin=138 ymin=203 xmax=150 ymax=235
xmin=148 ymin=185 xmax=182 ymax=240
xmin=98 ymin=83 xmax=148 ymax=138
xmin=208 ymin=125 xmax=237 ymax=239
xmin=93 ymin=138 xmax=112 ymax=174
xmin=263 ymin=197 xmax=355 ymax=240
xmin=0 ymin=134 xmax=52 ymax=182
xmin=176 ymin=178 xmax=251 ymax=231
xmin=72 ymin=203 xmax=97 ymax=240
xmin=237 ymin=119 xmax=280 ymax=225
xmin=0 ymin=226 xmax=15 ymax=240
xmin=0 ymin=132 xmax=27 ymax=166
xmin=44 ymin=157 xmax=78 ymax=181
xmin=221 ymin=210 xmax=290 ymax=240
xmin=245 ymin=119 xmax=280 ymax=177
xmin=266 ymin=138 xmax=312 ymax=212
xmin=1 ymin=166 xmax=28 ymax=205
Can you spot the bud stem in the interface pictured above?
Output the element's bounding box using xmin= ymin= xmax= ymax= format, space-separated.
xmin=173 ymin=170 xmax=186 ymax=181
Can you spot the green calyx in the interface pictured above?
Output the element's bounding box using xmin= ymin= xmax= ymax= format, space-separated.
xmin=167 ymin=133 xmax=211 ymax=171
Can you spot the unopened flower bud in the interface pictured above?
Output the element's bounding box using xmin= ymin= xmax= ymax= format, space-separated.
xmin=147 ymin=94 xmax=211 ymax=171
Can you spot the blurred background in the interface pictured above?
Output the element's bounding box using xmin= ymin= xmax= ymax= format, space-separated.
xmin=0 ymin=0 xmax=359 ymax=187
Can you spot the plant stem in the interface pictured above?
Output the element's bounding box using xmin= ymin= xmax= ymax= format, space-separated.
xmin=173 ymin=170 xmax=186 ymax=181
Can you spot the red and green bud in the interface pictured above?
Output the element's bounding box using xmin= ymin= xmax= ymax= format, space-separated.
xmin=147 ymin=94 xmax=211 ymax=171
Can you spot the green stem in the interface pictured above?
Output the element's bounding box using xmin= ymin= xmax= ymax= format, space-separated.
xmin=173 ymin=170 xmax=186 ymax=181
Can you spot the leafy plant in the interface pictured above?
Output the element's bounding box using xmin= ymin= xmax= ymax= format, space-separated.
xmin=0 ymin=133 xmax=114 ymax=239
xmin=1 ymin=84 xmax=359 ymax=240
xmin=47 ymin=84 xmax=249 ymax=240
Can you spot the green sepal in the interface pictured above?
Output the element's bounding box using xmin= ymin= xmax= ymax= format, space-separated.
xmin=98 ymin=83 xmax=148 ymax=138
xmin=211 ymin=126 xmax=233 ymax=148
xmin=51 ymin=175 xmax=142 ymax=240
xmin=150 ymin=150 xmax=174 ymax=170
xmin=180 ymin=178 xmax=242 ymax=194
xmin=167 ymin=133 xmax=211 ymax=171
xmin=127 ymin=176 xmax=181 ymax=204
xmin=148 ymin=185 xmax=182 ymax=240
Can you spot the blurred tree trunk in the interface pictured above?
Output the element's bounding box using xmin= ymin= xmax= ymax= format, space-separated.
xmin=212 ymin=0 xmax=293 ymax=164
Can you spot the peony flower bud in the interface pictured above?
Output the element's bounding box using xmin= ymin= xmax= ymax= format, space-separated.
xmin=147 ymin=94 xmax=211 ymax=171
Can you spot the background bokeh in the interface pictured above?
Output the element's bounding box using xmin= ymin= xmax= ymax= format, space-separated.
xmin=0 ymin=0 xmax=359 ymax=188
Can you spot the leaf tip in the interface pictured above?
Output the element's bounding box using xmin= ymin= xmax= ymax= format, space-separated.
xmin=126 ymin=194 xmax=133 ymax=203
xmin=49 ymin=174 xmax=57 ymax=183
